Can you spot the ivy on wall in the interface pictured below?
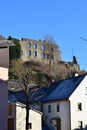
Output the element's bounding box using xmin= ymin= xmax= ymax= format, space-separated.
xmin=8 ymin=36 xmax=21 ymax=61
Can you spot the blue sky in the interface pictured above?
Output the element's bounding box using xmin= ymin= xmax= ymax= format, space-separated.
xmin=0 ymin=0 xmax=87 ymax=70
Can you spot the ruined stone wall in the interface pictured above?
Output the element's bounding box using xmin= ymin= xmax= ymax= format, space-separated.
xmin=19 ymin=38 xmax=61 ymax=65
xmin=19 ymin=38 xmax=80 ymax=73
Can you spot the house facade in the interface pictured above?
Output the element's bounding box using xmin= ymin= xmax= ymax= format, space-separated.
xmin=42 ymin=100 xmax=70 ymax=130
xmin=41 ymin=74 xmax=87 ymax=130
xmin=0 ymin=38 xmax=13 ymax=130
xmin=8 ymin=72 xmax=87 ymax=130
xmin=69 ymin=75 xmax=87 ymax=130
xmin=8 ymin=101 xmax=42 ymax=130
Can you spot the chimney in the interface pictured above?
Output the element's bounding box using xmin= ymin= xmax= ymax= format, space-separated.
xmin=75 ymin=73 xmax=78 ymax=77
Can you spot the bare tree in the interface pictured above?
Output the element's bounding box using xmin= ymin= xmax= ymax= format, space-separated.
xmin=43 ymin=34 xmax=56 ymax=44
xmin=43 ymin=34 xmax=61 ymax=69
xmin=9 ymin=59 xmax=44 ymax=130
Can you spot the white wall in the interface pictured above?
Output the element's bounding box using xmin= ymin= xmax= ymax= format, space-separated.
xmin=16 ymin=103 xmax=26 ymax=130
xmin=43 ymin=100 xmax=71 ymax=130
xmin=69 ymin=75 xmax=87 ymax=130
xmin=16 ymin=102 xmax=42 ymax=130
xmin=29 ymin=109 xmax=42 ymax=130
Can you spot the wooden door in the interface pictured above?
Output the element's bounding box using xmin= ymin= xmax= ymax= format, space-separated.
xmin=56 ymin=119 xmax=61 ymax=130
xmin=8 ymin=118 xmax=14 ymax=130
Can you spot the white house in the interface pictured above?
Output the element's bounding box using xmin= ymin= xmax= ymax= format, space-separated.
xmin=8 ymin=96 xmax=42 ymax=130
xmin=0 ymin=38 xmax=13 ymax=130
xmin=41 ymin=74 xmax=87 ymax=130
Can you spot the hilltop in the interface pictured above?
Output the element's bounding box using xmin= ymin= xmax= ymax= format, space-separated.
xmin=7 ymin=36 xmax=86 ymax=85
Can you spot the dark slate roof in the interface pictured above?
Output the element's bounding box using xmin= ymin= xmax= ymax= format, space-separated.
xmin=8 ymin=86 xmax=48 ymax=104
xmin=8 ymin=90 xmax=26 ymax=104
xmin=8 ymin=94 xmax=17 ymax=102
xmin=41 ymin=74 xmax=86 ymax=102
xmin=8 ymin=74 xmax=87 ymax=103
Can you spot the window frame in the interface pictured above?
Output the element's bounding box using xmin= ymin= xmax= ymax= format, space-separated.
xmin=48 ymin=105 xmax=51 ymax=113
xmin=78 ymin=103 xmax=82 ymax=111
xmin=41 ymin=53 xmax=45 ymax=59
xmin=78 ymin=121 xmax=83 ymax=129
xmin=28 ymin=50 xmax=31 ymax=56
xmin=27 ymin=42 xmax=31 ymax=48
xmin=33 ymin=51 xmax=37 ymax=57
xmin=33 ymin=44 xmax=37 ymax=49
xmin=28 ymin=123 xmax=32 ymax=129
xmin=42 ymin=45 xmax=45 ymax=50
xmin=57 ymin=104 xmax=60 ymax=112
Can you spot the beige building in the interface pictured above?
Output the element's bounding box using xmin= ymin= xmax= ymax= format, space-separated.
xmin=0 ymin=39 xmax=14 ymax=68
xmin=8 ymin=102 xmax=42 ymax=130
xmin=20 ymin=38 xmax=61 ymax=65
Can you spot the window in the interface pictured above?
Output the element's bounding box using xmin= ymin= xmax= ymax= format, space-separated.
xmin=57 ymin=104 xmax=60 ymax=112
xmin=27 ymin=43 xmax=31 ymax=48
xmin=42 ymin=45 xmax=45 ymax=50
xmin=28 ymin=123 xmax=32 ymax=129
xmin=20 ymin=50 xmax=23 ymax=56
xmin=28 ymin=50 xmax=31 ymax=56
xmin=33 ymin=51 xmax=37 ymax=57
xmin=78 ymin=121 xmax=83 ymax=129
xmin=51 ymin=47 xmax=54 ymax=51
xmin=48 ymin=105 xmax=51 ymax=113
xmin=41 ymin=53 xmax=45 ymax=59
xmin=78 ymin=103 xmax=82 ymax=111
xmin=34 ymin=44 xmax=37 ymax=49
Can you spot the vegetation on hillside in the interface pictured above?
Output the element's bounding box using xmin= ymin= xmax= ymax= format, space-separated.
xmin=8 ymin=36 xmax=21 ymax=61
xmin=8 ymin=35 xmax=84 ymax=85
